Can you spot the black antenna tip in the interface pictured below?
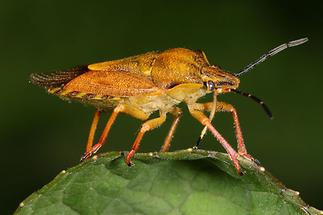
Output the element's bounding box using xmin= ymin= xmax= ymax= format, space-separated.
xmin=232 ymin=89 xmax=273 ymax=120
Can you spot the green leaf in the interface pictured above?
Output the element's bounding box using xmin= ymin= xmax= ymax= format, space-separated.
xmin=15 ymin=149 xmax=322 ymax=215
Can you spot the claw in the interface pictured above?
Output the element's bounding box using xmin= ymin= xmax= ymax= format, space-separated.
xmin=239 ymin=152 xmax=261 ymax=165
xmin=80 ymin=144 xmax=102 ymax=162
xmin=80 ymin=153 xmax=89 ymax=162
xmin=125 ymin=150 xmax=135 ymax=166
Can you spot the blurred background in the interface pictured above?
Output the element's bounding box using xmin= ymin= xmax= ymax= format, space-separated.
xmin=1 ymin=0 xmax=322 ymax=214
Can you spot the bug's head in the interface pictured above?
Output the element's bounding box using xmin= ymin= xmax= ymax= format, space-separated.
xmin=201 ymin=65 xmax=239 ymax=94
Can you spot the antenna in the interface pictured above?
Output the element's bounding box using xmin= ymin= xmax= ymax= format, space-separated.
xmin=235 ymin=37 xmax=308 ymax=77
xmin=232 ymin=89 xmax=273 ymax=119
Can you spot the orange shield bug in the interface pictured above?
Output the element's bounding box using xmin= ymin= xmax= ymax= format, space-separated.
xmin=30 ymin=38 xmax=308 ymax=175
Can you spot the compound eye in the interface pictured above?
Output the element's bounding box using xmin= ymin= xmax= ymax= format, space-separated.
xmin=206 ymin=80 xmax=215 ymax=91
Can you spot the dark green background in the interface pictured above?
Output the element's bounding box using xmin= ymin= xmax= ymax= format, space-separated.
xmin=1 ymin=1 xmax=322 ymax=214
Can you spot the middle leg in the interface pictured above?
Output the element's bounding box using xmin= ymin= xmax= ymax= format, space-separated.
xmin=160 ymin=107 xmax=183 ymax=152
xmin=126 ymin=113 xmax=167 ymax=165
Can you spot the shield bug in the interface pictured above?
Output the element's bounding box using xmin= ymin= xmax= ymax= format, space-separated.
xmin=30 ymin=38 xmax=308 ymax=175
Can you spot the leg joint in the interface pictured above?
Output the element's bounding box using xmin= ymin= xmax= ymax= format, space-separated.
xmin=114 ymin=104 xmax=125 ymax=113
xmin=172 ymin=107 xmax=183 ymax=117
xmin=201 ymin=118 xmax=210 ymax=125
xmin=140 ymin=124 xmax=150 ymax=132
xmin=229 ymin=106 xmax=236 ymax=113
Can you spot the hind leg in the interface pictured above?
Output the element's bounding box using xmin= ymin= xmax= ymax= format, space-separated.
xmin=85 ymin=110 xmax=101 ymax=153
xmin=81 ymin=104 xmax=149 ymax=161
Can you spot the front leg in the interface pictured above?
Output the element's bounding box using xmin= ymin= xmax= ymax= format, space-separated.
xmin=188 ymin=104 xmax=241 ymax=175
xmin=202 ymin=102 xmax=254 ymax=160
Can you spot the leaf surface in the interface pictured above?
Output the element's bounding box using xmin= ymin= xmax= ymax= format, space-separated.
xmin=15 ymin=149 xmax=322 ymax=215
